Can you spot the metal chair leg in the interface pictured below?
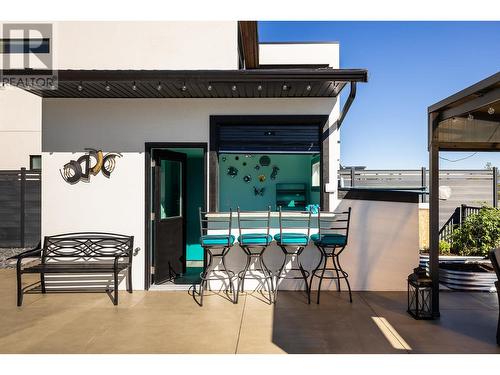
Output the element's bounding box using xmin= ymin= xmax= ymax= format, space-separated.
xmin=113 ymin=270 xmax=119 ymax=305
xmin=332 ymin=253 xmax=341 ymax=292
xmin=40 ymin=273 xmax=46 ymax=293
xmin=316 ymin=252 xmax=327 ymax=304
xmin=16 ymin=268 xmax=23 ymax=307
xmin=335 ymin=253 xmax=352 ymax=303
xmin=127 ymin=264 xmax=133 ymax=293
xmin=258 ymin=254 xmax=273 ymax=304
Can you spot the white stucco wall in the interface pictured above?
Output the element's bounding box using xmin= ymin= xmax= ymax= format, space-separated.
xmin=42 ymin=97 xmax=340 ymax=290
xmin=51 ymin=21 xmax=239 ymax=70
xmin=0 ymin=85 xmax=41 ymax=169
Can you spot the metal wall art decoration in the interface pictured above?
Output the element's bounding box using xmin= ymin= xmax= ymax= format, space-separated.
xmin=227 ymin=166 xmax=238 ymax=178
xmin=60 ymin=148 xmax=122 ymax=184
xmin=254 ymin=165 xmax=260 ymax=170
xmin=259 ymin=155 xmax=271 ymax=166
xmin=253 ymin=186 xmax=265 ymax=196
xmin=258 ymin=174 xmax=266 ymax=182
xmin=243 ymin=175 xmax=252 ymax=183
xmin=270 ymin=166 xmax=280 ymax=180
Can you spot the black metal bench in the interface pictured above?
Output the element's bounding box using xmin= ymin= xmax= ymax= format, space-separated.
xmin=15 ymin=232 xmax=134 ymax=306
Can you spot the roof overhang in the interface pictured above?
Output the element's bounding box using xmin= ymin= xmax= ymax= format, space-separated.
xmin=2 ymin=68 xmax=368 ymax=98
xmin=428 ymin=71 xmax=500 ymax=119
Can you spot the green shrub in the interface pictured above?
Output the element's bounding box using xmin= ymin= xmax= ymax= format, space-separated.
xmin=451 ymin=206 xmax=500 ymax=257
xmin=439 ymin=240 xmax=451 ymax=255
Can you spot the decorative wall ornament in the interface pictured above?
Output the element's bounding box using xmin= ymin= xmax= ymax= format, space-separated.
xmin=253 ymin=186 xmax=265 ymax=196
xmin=227 ymin=166 xmax=238 ymax=178
xmin=259 ymin=155 xmax=271 ymax=166
xmin=258 ymin=174 xmax=266 ymax=182
xmin=242 ymin=162 xmax=247 ymax=166
xmin=270 ymin=166 xmax=280 ymax=180
xmin=221 ymin=156 xmax=227 ymax=162
xmin=60 ymin=148 xmax=122 ymax=184
xmin=254 ymin=165 xmax=260 ymax=170
xmin=235 ymin=156 xmax=239 ymax=160
xmin=243 ymin=175 xmax=252 ymax=183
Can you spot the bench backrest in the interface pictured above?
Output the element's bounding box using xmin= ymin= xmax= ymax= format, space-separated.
xmin=42 ymin=232 xmax=134 ymax=260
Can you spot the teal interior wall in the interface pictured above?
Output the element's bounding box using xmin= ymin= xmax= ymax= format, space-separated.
xmin=219 ymin=153 xmax=319 ymax=211
xmin=167 ymin=148 xmax=204 ymax=262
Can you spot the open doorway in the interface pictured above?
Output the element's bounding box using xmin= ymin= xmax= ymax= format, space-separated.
xmin=145 ymin=143 xmax=207 ymax=289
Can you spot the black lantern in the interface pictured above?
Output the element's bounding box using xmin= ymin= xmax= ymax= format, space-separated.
xmin=407 ymin=267 xmax=433 ymax=320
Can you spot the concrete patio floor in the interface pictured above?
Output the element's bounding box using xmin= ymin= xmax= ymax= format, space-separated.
xmin=0 ymin=269 xmax=498 ymax=354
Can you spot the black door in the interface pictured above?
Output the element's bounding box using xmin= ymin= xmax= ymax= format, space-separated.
xmin=154 ymin=150 xmax=186 ymax=283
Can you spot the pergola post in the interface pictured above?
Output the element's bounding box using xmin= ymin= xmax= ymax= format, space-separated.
xmin=428 ymin=112 xmax=440 ymax=318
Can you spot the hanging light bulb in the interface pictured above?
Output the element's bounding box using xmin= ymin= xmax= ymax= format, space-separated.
xmin=257 ymin=84 xmax=262 ymax=91
xmin=77 ymin=82 xmax=83 ymax=91
xmin=306 ymin=84 xmax=312 ymax=91
xmin=231 ymin=84 xmax=237 ymax=91
xmin=282 ymin=84 xmax=288 ymax=91
xmin=467 ymin=113 xmax=474 ymax=121
xmin=132 ymin=82 xmax=137 ymax=91
xmin=488 ymin=107 xmax=495 ymax=115
xmin=181 ymin=84 xmax=187 ymax=92
xmin=207 ymin=84 xmax=213 ymax=91
xmin=105 ymin=83 xmax=111 ymax=91
xmin=50 ymin=84 xmax=56 ymax=90
xmin=157 ymin=82 xmax=162 ymax=91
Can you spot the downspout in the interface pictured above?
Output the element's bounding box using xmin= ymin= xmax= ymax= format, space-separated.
xmin=337 ymin=81 xmax=357 ymax=129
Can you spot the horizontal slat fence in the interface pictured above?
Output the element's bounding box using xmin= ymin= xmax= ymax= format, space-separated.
xmin=339 ymin=168 xmax=498 ymax=227
xmin=0 ymin=168 xmax=41 ymax=248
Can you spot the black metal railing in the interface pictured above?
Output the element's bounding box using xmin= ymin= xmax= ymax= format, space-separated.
xmin=0 ymin=168 xmax=41 ymax=248
xmin=438 ymin=204 xmax=482 ymax=244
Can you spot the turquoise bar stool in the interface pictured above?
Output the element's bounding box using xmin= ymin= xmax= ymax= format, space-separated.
xmin=274 ymin=207 xmax=312 ymax=304
xmin=236 ymin=206 xmax=274 ymax=304
xmin=309 ymin=208 xmax=352 ymax=304
xmin=198 ymin=208 xmax=235 ymax=306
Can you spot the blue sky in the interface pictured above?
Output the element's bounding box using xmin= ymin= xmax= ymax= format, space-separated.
xmin=259 ymin=21 xmax=500 ymax=169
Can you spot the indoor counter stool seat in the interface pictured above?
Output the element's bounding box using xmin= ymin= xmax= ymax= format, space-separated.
xmin=236 ymin=207 xmax=274 ymax=304
xmin=309 ymin=208 xmax=352 ymax=304
xmin=198 ymin=209 xmax=236 ymax=306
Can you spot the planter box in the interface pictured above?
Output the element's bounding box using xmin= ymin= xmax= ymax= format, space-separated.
xmin=419 ymin=254 xmax=497 ymax=292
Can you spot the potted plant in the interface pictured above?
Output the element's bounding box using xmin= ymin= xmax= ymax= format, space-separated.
xmin=439 ymin=205 xmax=500 ymax=290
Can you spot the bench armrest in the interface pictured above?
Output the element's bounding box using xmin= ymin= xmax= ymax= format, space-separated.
xmin=8 ymin=243 xmax=42 ymax=260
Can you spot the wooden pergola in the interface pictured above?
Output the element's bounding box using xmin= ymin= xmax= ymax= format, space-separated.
xmin=428 ymin=71 xmax=500 ymax=317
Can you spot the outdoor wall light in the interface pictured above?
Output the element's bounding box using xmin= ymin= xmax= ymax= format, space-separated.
xmin=306 ymin=84 xmax=312 ymax=91
xmin=488 ymin=107 xmax=495 ymax=115
xmin=105 ymin=83 xmax=111 ymax=91
xmin=132 ymin=82 xmax=137 ymax=91
xmin=257 ymin=84 xmax=263 ymax=91
xmin=232 ymin=85 xmax=237 ymax=91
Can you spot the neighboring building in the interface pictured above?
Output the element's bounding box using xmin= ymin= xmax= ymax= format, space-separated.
xmin=1 ymin=21 xmax=419 ymax=292
xmin=0 ymin=85 xmax=41 ymax=169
